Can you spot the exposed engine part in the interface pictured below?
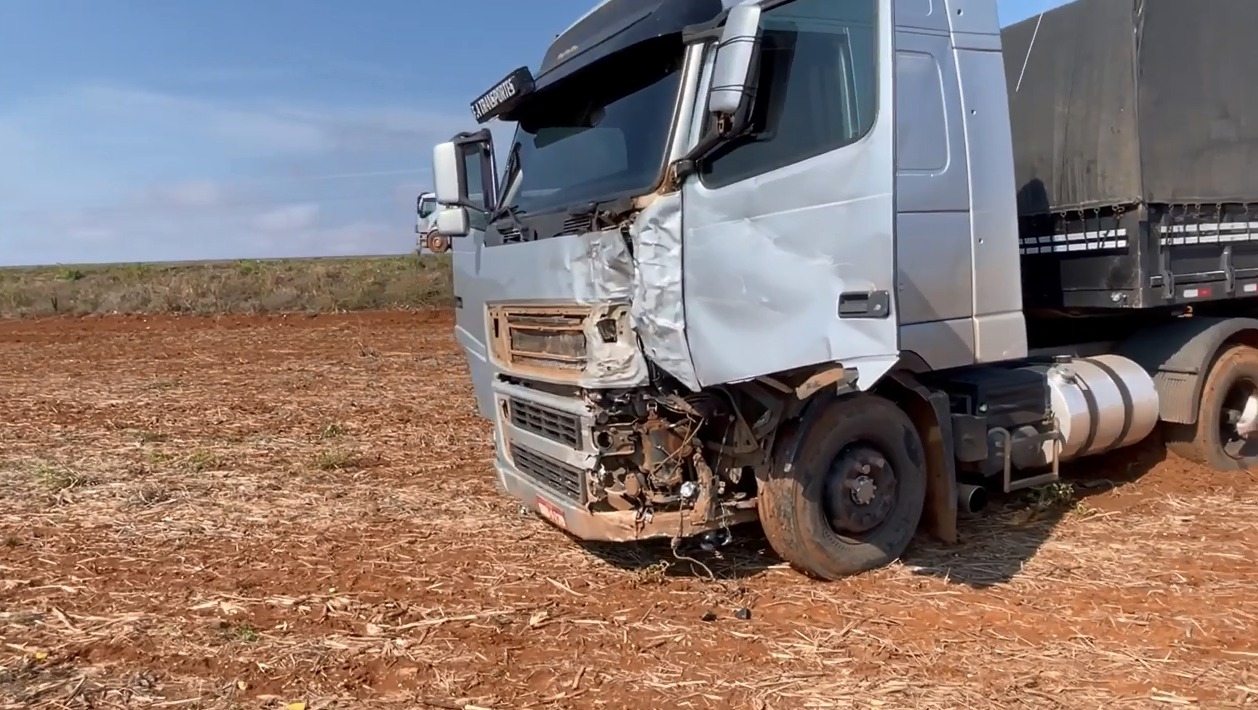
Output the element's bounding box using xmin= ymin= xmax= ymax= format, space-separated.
xmin=623 ymin=471 xmax=645 ymax=499
xmin=700 ymin=528 xmax=732 ymax=550
xmin=639 ymin=414 xmax=693 ymax=489
xmin=567 ymin=381 xmax=782 ymax=525
xmin=688 ymin=450 xmax=718 ymax=525
xmin=1019 ymin=355 xmax=1160 ymax=464
xmin=591 ymin=424 xmax=635 ymax=455
xmin=498 ymin=369 xmax=791 ymax=533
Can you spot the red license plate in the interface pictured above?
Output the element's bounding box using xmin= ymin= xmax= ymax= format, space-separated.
xmin=536 ymin=497 xmax=567 ymax=530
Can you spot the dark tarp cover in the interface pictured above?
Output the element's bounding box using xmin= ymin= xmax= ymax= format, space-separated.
xmin=1001 ymin=0 xmax=1258 ymax=216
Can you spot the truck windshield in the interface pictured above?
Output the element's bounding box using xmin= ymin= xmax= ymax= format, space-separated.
xmin=417 ymin=196 xmax=436 ymax=218
xmin=502 ymin=42 xmax=683 ymax=216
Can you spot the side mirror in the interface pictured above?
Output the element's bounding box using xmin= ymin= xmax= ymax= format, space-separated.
xmin=433 ymin=143 xmax=463 ymax=205
xmin=431 ymin=129 xmax=498 ymax=212
xmin=435 ymin=206 xmax=470 ymax=238
xmin=708 ymin=3 xmax=762 ymax=116
xmin=671 ymin=2 xmax=762 ymax=179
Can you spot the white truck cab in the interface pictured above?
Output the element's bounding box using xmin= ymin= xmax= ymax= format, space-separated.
xmin=415 ymin=191 xmax=447 ymax=253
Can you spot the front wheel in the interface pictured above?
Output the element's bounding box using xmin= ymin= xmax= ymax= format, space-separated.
xmin=426 ymin=231 xmax=450 ymax=254
xmin=758 ymin=393 xmax=927 ymax=580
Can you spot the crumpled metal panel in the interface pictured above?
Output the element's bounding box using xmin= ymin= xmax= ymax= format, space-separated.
xmin=571 ymin=225 xmax=636 ymax=304
xmin=629 ymin=192 xmax=700 ymax=391
xmin=452 ymin=227 xmax=650 ymax=419
xmin=678 ymin=0 xmax=900 ymax=390
xmin=682 ymin=186 xmax=901 ymax=388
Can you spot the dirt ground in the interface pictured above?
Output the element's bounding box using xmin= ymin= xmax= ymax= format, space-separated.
xmin=1 ymin=311 xmax=1256 ymax=709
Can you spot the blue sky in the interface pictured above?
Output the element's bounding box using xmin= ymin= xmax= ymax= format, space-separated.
xmin=0 ymin=0 xmax=1064 ymax=266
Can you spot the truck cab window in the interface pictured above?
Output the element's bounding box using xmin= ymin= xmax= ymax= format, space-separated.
xmin=418 ymin=197 xmax=436 ymax=218
xmin=700 ymin=0 xmax=878 ymax=188
xmin=462 ymin=146 xmax=490 ymax=211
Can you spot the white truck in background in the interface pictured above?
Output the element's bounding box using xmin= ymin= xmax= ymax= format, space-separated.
xmin=415 ymin=191 xmax=449 ymax=254
xmin=426 ymin=0 xmax=1258 ymax=580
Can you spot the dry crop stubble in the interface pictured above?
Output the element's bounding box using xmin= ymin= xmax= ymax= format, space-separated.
xmin=1 ymin=311 xmax=1256 ymax=710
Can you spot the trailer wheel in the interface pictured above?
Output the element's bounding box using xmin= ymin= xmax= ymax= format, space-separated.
xmin=1165 ymin=343 xmax=1258 ymax=471
xmin=759 ymin=393 xmax=927 ymax=580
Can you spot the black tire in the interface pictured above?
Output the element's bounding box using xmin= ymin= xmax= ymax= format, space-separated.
xmin=426 ymin=231 xmax=450 ymax=254
xmin=757 ymin=419 xmax=816 ymax=573
xmin=1164 ymin=343 xmax=1258 ymax=471
xmin=758 ymin=393 xmax=927 ymax=580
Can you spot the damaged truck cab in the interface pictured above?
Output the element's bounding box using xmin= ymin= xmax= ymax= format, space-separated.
xmin=430 ymin=0 xmax=1258 ymax=579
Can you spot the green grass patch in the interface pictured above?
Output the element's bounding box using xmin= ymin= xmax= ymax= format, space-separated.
xmin=0 ymin=254 xmax=453 ymax=318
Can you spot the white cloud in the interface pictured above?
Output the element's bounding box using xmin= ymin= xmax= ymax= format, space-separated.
xmin=0 ymin=83 xmax=482 ymax=264
xmin=253 ymin=203 xmax=320 ymax=233
xmin=137 ymin=180 xmax=229 ymax=209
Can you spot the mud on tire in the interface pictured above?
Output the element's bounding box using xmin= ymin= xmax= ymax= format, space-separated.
xmin=426 ymin=231 xmax=450 ymax=254
xmin=758 ymin=393 xmax=928 ymax=580
xmin=1164 ymin=343 xmax=1258 ymax=471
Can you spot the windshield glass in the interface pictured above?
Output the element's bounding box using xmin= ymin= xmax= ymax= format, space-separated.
xmin=417 ymin=196 xmax=436 ymax=218
xmin=503 ymin=40 xmax=683 ymax=216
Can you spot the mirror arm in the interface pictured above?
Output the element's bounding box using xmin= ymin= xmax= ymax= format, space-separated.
xmin=673 ymin=101 xmax=754 ymax=182
xmin=451 ymin=128 xmax=494 ymax=146
xmin=673 ymin=128 xmax=722 ymax=182
xmin=443 ymin=129 xmax=498 ymax=214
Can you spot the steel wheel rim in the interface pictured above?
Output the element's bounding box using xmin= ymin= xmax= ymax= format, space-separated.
xmin=822 ymin=444 xmax=898 ymax=537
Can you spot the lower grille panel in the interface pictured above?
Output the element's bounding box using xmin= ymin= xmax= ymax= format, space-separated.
xmin=509 ymin=443 xmax=585 ymax=504
xmin=508 ymin=397 xmax=582 ymax=448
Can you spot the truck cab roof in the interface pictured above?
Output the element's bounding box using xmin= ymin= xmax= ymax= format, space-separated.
xmin=536 ymin=0 xmax=725 ymax=89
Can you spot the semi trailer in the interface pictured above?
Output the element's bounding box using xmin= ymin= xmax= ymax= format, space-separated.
xmin=428 ymin=0 xmax=1258 ymax=580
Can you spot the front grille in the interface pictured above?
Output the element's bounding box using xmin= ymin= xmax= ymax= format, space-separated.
xmin=559 ymin=214 xmax=593 ymax=236
xmin=509 ymin=317 xmax=587 ymax=371
xmin=508 ymin=397 xmax=582 ymax=448
xmin=490 ymin=306 xmax=590 ymax=376
xmin=509 ymin=443 xmax=585 ymax=504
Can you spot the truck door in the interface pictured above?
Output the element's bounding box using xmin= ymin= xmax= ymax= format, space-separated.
xmin=681 ymin=0 xmax=899 ymax=388
xmin=450 ymin=151 xmax=498 ymax=418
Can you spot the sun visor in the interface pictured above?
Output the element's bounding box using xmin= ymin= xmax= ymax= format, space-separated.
xmin=469 ymin=0 xmax=723 ymax=125
xmin=470 ymin=67 xmax=536 ymax=124
xmin=535 ymin=0 xmax=723 ymax=89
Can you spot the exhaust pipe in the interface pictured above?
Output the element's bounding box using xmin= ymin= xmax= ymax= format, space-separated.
xmin=957 ymin=483 xmax=988 ymax=514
